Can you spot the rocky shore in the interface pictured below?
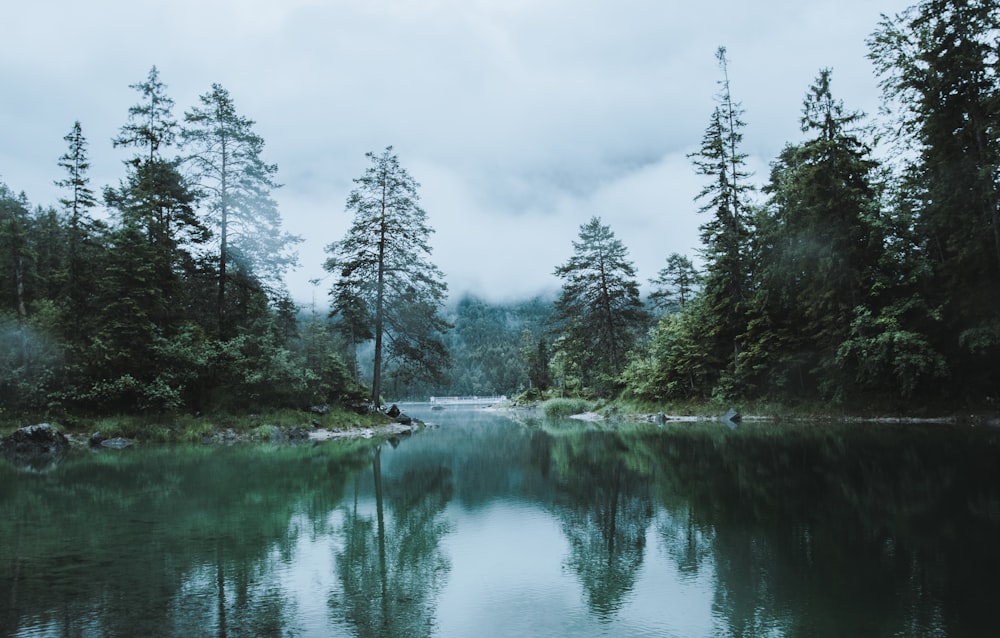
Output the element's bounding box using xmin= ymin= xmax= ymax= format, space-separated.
xmin=1 ymin=412 xmax=422 ymax=471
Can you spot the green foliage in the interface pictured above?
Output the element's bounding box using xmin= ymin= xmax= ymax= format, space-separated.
xmin=0 ymin=184 xmax=31 ymax=323
xmin=325 ymin=147 xmax=450 ymax=406
xmin=542 ymin=397 xmax=594 ymax=419
xmin=620 ymin=300 xmax=712 ymax=403
xmin=837 ymin=299 xmax=947 ymax=398
xmin=181 ymin=82 xmax=300 ymax=334
xmin=3 ymin=23 xmax=1000 ymax=418
xmin=868 ymin=0 xmax=1000 ymax=397
xmin=551 ymin=216 xmax=649 ymax=396
xmin=0 ymin=304 xmax=64 ymax=414
xmin=0 ymin=71 xmax=359 ymax=418
xmin=381 ymin=294 xmax=555 ymax=400
xmin=741 ymin=69 xmax=883 ymax=401
xmin=112 ymin=65 xmax=177 ymax=163
xmin=648 ymin=253 xmax=700 ymax=314
xmin=687 ymin=47 xmax=756 ymax=396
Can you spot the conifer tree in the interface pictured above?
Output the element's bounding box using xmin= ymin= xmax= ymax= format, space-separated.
xmin=551 ymin=216 xmax=648 ymax=394
xmin=55 ymin=121 xmax=100 ymax=344
xmin=324 ymin=147 xmax=450 ymax=408
xmin=82 ymin=69 xmax=208 ymax=410
xmin=688 ymin=46 xmax=755 ymax=396
xmin=748 ymin=69 xmax=884 ymax=398
xmin=113 ymin=66 xmax=177 ymax=165
xmin=181 ymin=83 xmax=300 ymax=335
xmin=648 ymin=253 xmax=699 ymax=314
xmin=869 ymin=0 xmax=1000 ymax=398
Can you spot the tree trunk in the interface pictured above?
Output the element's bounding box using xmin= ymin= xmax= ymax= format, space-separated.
xmin=218 ymin=142 xmax=228 ymax=336
xmin=371 ymin=191 xmax=388 ymax=409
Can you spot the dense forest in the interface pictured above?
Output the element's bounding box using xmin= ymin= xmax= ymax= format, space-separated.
xmin=1 ymin=0 xmax=998 ymax=418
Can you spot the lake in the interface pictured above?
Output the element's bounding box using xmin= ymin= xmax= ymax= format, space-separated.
xmin=3 ymin=405 xmax=1000 ymax=637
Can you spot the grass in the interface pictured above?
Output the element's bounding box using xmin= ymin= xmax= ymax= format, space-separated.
xmin=542 ymin=397 xmax=595 ymax=419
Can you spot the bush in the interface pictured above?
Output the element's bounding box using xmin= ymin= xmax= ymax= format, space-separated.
xmin=542 ymin=397 xmax=593 ymax=418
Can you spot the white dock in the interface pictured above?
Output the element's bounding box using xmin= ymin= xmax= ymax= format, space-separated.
xmin=429 ymin=395 xmax=508 ymax=406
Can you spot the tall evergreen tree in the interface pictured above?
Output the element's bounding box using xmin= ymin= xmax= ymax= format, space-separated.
xmin=105 ymin=66 xmax=205 ymax=315
xmin=0 ymin=185 xmax=31 ymax=326
xmin=55 ymin=121 xmax=100 ymax=344
xmin=81 ymin=69 xmax=209 ymax=411
xmin=181 ymin=83 xmax=300 ymax=335
xmin=112 ymin=66 xmax=177 ymax=165
xmin=869 ymin=0 xmax=1000 ymax=399
xmin=551 ymin=216 xmax=648 ymax=394
xmin=324 ymin=147 xmax=450 ymax=408
xmin=688 ymin=46 xmax=755 ymax=396
xmin=747 ymin=69 xmax=884 ymax=398
xmin=89 ymin=158 xmax=205 ymax=410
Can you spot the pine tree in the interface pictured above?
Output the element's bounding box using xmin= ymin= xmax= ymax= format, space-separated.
xmin=181 ymin=83 xmax=300 ymax=335
xmin=869 ymin=0 xmax=1000 ymax=399
xmin=648 ymin=253 xmax=699 ymax=314
xmin=324 ymin=147 xmax=450 ymax=408
xmin=113 ymin=66 xmax=177 ymax=165
xmin=551 ymin=216 xmax=648 ymax=394
xmin=749 ymin=69 xmax=884 ymax=398
xmin=82 ymin=69 xmax=209 ymax=411
xmin=688 ymin=46 xmax=755 ymax=396
xmin=55 ymin=121 xmax=101 ymax=345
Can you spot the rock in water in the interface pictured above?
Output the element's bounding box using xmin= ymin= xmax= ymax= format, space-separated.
xmin=1 ymin=424 xmax=70 ymax=469
xmin=723 ymin=408 xmax=742 ymax=428
xmin=100 ymin=437 xmax=133 ymax=449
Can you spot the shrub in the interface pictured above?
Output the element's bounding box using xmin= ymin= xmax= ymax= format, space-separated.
xmin=542 ymin=397 xmax=593 ymax=418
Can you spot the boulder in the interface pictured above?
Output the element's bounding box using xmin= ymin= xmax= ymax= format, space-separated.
xmin=347 ymin=400 xmax=371 ymax=415
xmin=309 ymin=405 xmax=330 ymax=416
xmin=723 ymin=408 xmax=742 ymax=428
xmin=1 ymin=423 xmax=70 ymax=468
xmin=396 ymin=414 xmax=413 ymax=426
xmin=386 ymin=404 xmax=401 ymax=418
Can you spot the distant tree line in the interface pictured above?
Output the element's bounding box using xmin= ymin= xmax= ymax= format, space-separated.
xmin=420 ymin=0 xmax=999 ymax=410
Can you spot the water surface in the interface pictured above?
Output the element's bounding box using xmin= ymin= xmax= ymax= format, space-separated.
xmin=2 ymin=406 xmax=999 ymax=637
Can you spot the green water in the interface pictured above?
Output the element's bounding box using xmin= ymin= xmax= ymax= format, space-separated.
xmin=2 ymin=407 xmax=999 ymax=637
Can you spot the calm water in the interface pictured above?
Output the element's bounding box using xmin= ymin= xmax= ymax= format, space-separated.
xmin=3 ymin=406 xmax=1000 ymax=637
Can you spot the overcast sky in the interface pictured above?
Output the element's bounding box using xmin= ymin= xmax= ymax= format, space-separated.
xmin=1 ymin=0 xmax=914 ymax=305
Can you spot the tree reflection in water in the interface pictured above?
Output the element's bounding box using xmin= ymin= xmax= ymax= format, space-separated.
xmin=4 ymin=413 xmax=1000 ymax=637
xmin=548 ymin=430 xmax=654 ymax=620
xmin=334 ymin=444 xmax=453 ymax=638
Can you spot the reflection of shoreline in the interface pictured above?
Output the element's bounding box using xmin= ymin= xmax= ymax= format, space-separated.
xmin=56 ymin=421 xmax=422 ymax=448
